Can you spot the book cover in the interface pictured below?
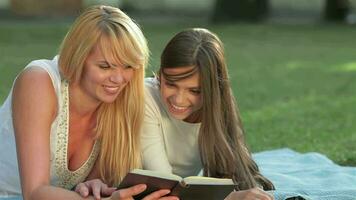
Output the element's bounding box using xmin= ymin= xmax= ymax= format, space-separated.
xmin=118 ymin=169 xmax=236 ymax=200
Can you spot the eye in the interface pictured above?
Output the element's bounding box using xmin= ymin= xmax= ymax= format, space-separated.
xmin=190 ymin=89 xmax=201 ymax=95
xmin=123 ymin=65 xmax=133 ymax=69
xmin=98 ymin=63 xmax=111 ymax=69
xmin=99 ymin=65 xmax=110 ymax=69
xmin=165 ymin=81 xmax=176 ymax=87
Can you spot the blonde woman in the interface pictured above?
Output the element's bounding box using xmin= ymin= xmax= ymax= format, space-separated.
xmin=0 ymin=5 xmax=176 ymax=200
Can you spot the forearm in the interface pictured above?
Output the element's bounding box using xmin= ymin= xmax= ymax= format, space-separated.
xmin=27 ymin=185 xmax=97 ymax=200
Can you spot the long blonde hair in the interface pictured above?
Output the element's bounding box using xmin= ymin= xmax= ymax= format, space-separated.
xmin=58 ymin=5 xmax=148 ymax=186
xmin=160 ymin=28 xmax=274 ymax=190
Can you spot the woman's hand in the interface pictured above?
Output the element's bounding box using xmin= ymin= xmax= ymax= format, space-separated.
xmin=75 ymin=179 xmax=116 ymax=199
xmin=109 ymin=184 xmax=178 ymax=200
xmin=75 ymin=179 xmax=179 ymax=200
xmin=225 ymin=187 xmax=274 ymax=200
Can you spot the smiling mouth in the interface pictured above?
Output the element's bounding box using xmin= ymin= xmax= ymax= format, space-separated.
xmin=168 ymin=102 xmax=190 ymax=114
xmin=103 ymin=85 xmax=120 ymax=94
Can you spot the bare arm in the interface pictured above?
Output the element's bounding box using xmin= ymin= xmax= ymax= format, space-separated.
xmin=12 ymin=67 xmax=95 ymax=200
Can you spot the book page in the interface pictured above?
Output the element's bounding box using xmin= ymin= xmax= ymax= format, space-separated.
xmin=131 ymin=169 xmax=183 ymax=182
xmin=183 ymin=176 xmax=234 ymax=185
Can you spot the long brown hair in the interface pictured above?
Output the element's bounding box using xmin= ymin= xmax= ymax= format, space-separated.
xmin=160 ymin=28 xmax=274 ymax=190
xmin=59 ymin=5 xmax=148 ymax=186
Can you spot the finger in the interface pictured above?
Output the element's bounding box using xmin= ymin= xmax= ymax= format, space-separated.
xmin=101 ymin=186 xmax=117 ymax=196
xmin=116 ymin=184 xmax=147 ymax=198
xmin=92 ymin=183 xmax=103 ymax=200
xmin=75 ymin=183 xmax=89 ymax=197
xmin=158 ymin=196 xmax=179 ymax=200
xmin=158 ymin=197 xmax=179 ymax=200
xmin=142 ymin=189 xmax=170 ymax=200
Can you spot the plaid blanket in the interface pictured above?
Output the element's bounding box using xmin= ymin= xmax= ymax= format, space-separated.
xmin=254 ymin=148 xmax=356 ymax=200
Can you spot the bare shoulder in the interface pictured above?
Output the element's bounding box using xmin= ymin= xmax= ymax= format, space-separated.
xmin=12 ymin=67 xmax=58 ymax=121
xmin=15 ymin=66 xmax=54 ymax=87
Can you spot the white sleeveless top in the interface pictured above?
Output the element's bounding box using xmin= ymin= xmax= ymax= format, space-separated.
xmin=0 ymin=56 xmax=100 ymax=197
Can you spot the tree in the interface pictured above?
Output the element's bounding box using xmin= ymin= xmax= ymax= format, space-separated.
xmin=212 ymin=0 xmax=269 ymax=23
xmin=324 ymin=0 xmax=350 ymax=22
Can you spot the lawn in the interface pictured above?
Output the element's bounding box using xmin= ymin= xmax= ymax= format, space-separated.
xmin=0 ymin=19 xmax=355 ymax=166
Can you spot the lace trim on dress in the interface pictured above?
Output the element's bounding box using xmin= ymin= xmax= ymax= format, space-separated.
xmin=54 ymin=80 xmax=100 ymax=189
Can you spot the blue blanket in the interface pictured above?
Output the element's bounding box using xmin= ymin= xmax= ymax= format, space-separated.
xmin=253 ymin=148 xmax=356 ymax=200
xmin=2 ymin=148 xmax=355 ymax=200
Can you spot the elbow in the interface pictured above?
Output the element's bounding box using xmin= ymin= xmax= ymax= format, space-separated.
xmin=23 ymin=185 xmax=47 ymax=200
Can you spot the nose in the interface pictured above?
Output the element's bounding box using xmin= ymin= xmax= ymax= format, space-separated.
xmin=110 ymin=68 xmax=124 ymax=84
xmin=173 ymin=91 xmax=185 ymax=105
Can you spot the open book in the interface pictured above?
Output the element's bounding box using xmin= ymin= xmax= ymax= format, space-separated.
xmin=117 ymin=169 xmax=236 ymax=200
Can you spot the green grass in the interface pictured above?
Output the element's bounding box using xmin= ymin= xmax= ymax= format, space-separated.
xmin=1 ymin=20 xmax=355 ymax=166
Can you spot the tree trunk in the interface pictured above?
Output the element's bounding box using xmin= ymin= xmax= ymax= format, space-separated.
xmin=212 ymin=0 xmax=269 ymax=23
xmin=324 ymin=0 xmax=350 ymax=22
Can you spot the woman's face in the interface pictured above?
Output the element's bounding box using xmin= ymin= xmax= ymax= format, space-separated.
xmin=80 ymin=44 xmax=134 ymax=104
xmin=160 ymin=66 xmax=202 ymax=122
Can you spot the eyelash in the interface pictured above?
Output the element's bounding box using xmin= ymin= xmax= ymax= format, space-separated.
xmin=99 ymin=64 xmax=110 ymax=69
xmin=165 ymin=82 xmax=200 ymax=94
xmin=191 ymin=90 xmax=201 ymax=95
xmin=165 ymin=82 xmax=175 ymax=87
xmin=99 ymin=64 xmax=133 ymax=70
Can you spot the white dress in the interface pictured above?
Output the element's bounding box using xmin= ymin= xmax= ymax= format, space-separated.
xmin=0 ymin=56 xmax=99 ymax=197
